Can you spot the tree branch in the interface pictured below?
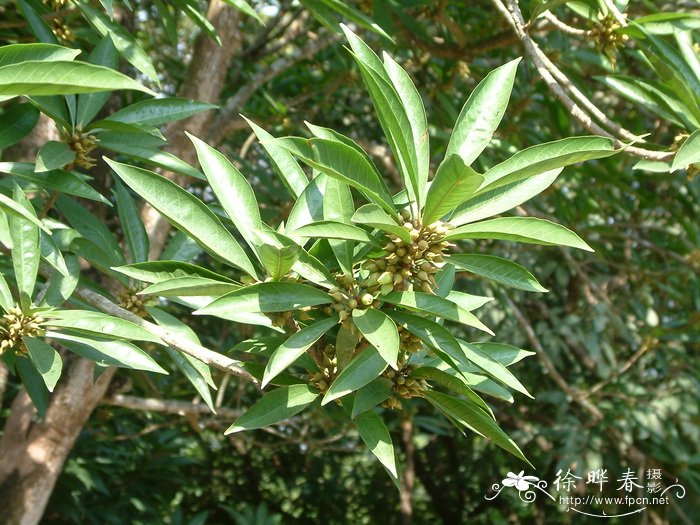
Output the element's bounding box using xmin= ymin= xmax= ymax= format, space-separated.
xmin=103 ymin=394 xmax=241 ymax=418
xmin=74 ymin=287 xmax=257 ymax=384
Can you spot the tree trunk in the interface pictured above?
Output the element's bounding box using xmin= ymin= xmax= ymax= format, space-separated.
xmin=400 ymin=416 xmax=415 ymax=525
xmin=0 ymin=4 xmax=241 ymax=524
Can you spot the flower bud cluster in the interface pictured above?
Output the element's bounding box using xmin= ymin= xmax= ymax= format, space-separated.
xmin=308 ymin=344 xmax=337 ymax=393
xmin=362 ymin=210 xmax=453 ymax=296
xmin=0 ymin=306 xmax=44 ymax=355
xmin=322 ymin=274 xmax=378 ymax=323
xmin=67 ymin=131 xmax=98 ymax=169
xmin=118 ymin=286 xmax=154 ymax=318
xmin=590 ymin=14 xmax=629 ymax=68
xmin=381 ymin=362 xmax=428 ymax=410
xmin=398 ymin=325 xmax=423 ymax=354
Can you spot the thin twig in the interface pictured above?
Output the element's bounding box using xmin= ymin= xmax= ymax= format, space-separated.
xmin=103 ymin=394 xmax=241 ymax=418
xmin=541 ymin=11 xmax=588 ymax=36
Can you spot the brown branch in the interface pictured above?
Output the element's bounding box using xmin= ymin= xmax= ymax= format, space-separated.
xmin=103 ymin=394 xmax=240 ymax=418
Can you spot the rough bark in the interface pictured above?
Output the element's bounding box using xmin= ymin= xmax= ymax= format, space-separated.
xmin=400 ymin=416 xmax=415 ymax=525
xmin=0 ymin=4 xmax=243 ymax=524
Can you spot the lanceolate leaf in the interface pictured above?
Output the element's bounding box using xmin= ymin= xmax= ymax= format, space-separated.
xmin=114 ymin=180 xmax=150 ymax=264
xmin=188 ymin=133 xmax=261 ymax=251
xmin=672 ymin=129 xmax=700 ymax=171
xmin=450 ymin=169 xmax=561 ymax=226
xmin=0 ymin=103 xmax=39 ymax=150
xmin=292 ymin=221 xmax=374 ymax=243
xmin=423 ymin=155 xmax=483 ymax=224
xmin=351 ymin=204 xmax=412 ymax=244
xmin=77 ymin=35 xmax=119 ymax=127
xmin=258 ymin=244 xmax=301 ymax=281
xmin=383 ymin=291 xmax=493 ymax=335
xmin=479 ymin=136 xmax=616 ymax=193
xmin=286 ymin=175 xmax=326 ymax=237
xmin=139 ymin=277 xmax=239 ymax=297
xmin=457 ymin=339 xmax=532 ymax=398
xmin=49 ymin=331 xmax=167 ymax=374
xmin=106 ymin=159 xmax=257 ymax=277
xmin=323 ymin=176 xmax=355 ymax=274
xmin=352 ymin=308 xmax=400 ymax=369
xmin=195 ymin=282 xmax=331 ymax=318
xmin=113 ymin=260 xmax=234 ymax=284
xmin=243 ymin=117 xmax=308 ymax=200
xmin=354 ymin=410 xmax=399 ymax=479
xmin=471 ymin=342 xmax=535 ymax=367
xmin=410 ymin=366 xmax=493 ymax=419
xmin=35 ymin=141 xmax=76 ymax=172
xmin=323 ymin=347 xmax=388 ymax=405
xmin=0 ymin=192 xmax=49 ymax=233
xmin=46 ymin=310 xmax=163 ymax=344
xmin=445 ymin=58 xmax=521 ymax=165
xmin=108 ymin=98 xmax=217 ymax=127
xmin=25 ymin=337 xmax=62 ymax=392
xmin=0 ymin=43 xmax=80 ymax=67
xmin=445 ymin=217 xmax=593 ymax=251
xmin=277 ymin=137 xmax=397 ymax=217
xmin=351 ymin=377 xmax=394 ymax=418
xmin=8 ymin=186 xmax=40 ymax=300
xmin=99 ymin=142 xmax=204 ymax=180
xmin=450 ymin=254 xmax=547 ymax=292
xmin=225 ymin=385 xmax=319 ymax=434
xmin=165 ymin=347 xmax=216 ymax=412
xmin=16 ymin=355 xmax=48 ymax=418
xmin=424 ymin=391 xmax=530 ymax=465
xmin=262 ymin=316 xmax=339 ymax=387
xmin=0 ymin=61 xmax=155 ymax=96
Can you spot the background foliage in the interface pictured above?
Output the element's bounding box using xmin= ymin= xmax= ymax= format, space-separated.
xmin=0 ymin=0 xmax=698 ymax=524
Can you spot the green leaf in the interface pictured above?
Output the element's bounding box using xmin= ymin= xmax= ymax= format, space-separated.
xmin=450 ymin=169 xmax=560 ymax=226
xmin=286 ymin=175 xmax=326 ymax=237
xmin=0 ymin=61 xmax=155 ymax=96
xmin=49 ymin=331 xmax=167 ymax=374
xmin=41 ymin=255 xmax=79 ymax=307
xmin=221 ymin=0 xmax=264 ymax=24
xmin=410 ymin=366 xmax=493 ymax=419
xmin=196 ymin=282 xmax=331 ymax=318
xmin=262 ymin=317 xmax=339 ymax=387
xmin=25 ymin=337 xmax=62 ymax=392
xmin=16 ymin=355 xmax=49 ymax=418
xmin=383 ymin=52 xmax=429 ymax=206
xmin=445 ymin=217 xmax=593 ymax=251
xmin=165 ymin=347 xmax=216 ymax=412
xmin=323 ymin=176 xmax=355 ymax=274
xmin=0 ymin=273 xmax=13 ymax=311
xmin=108 ymin=98 xmax=217 ymax=127
xmin=383 ymin=291 xmax=493 ymax=335
xmin=351 ymin=204 xmax=412 ymax=244
xmin=471 ymin=342 xmax=535 ymax=367
xmin=672 ymin=129 xmax=700 ymax=171
xmin=352 ymin=308 xmax=399 ymax=369
xmin=457 ymin=339 xmax=532 ymax=398
xmin=479 ymin=136 xmax=616 ymax=193
xmin=242 ymin=117 xmax=308 ymax=200
xmin=35 ymin=141 xmax=76 ymax=172
xmin=354 ymin=410 xmax=399 ymax=479
xmin=8 ymin=186 xmax=40 ymax=300
xmin=225 ymin=384 xmax=319 ymax=434
xmin=114 ymin=180 xmax=149 ymax=264
xmin=292 ymin=220 xmax=374 ymax=243
xmin=450 ymin=254 xmax=547 ymax=292
xmin=187 ymin=133 xmax=261 ymax=251
xmin=99 ymin=142 xmax=204 ymax=180
xmin=277 ymin=137 xmax=396 ymax=217
xmin=424 ymin=390 xmax=530 ymax=465
xmin=444 ymin=290 xmax=493 ymax=312
xmin=258 ymin=244 xmax=301 ymax=281
xmin=351 ymin=377 xmax=394 ymax=418
xmin=106 ymin=159 xmax=257 ymax=277
xmin=139 ymin=277 xmax=239 ymax=297
xmin=113 ymin=260 xmax=234 ymax=284
xmin=342 ymin=26 xmax=419 ymax=209
xmin=0 ymin=192 xmax=48 ymax=233
xmin=445 ymin=58 xmax=521 ymax=165
xmin=75 ymin=0 xmax=160 ymax=84
xmin=147 ymin=307 xmax=214 ymax=388
xmin=16 ymin=0 xmax=57 ymax=45
xmin=0 ymin=103 xmax=39 ymax=149
xmin=323 ymin=348 xmax=387 ymax=405
xmin=423 ymin=155 xmax=483 ymax=224
xmin=40 ymin=232 xmax=70 ymax=277
xmin=0 ymin=162 xmax=110 ymax=204
xmin=77 ymin=36 xmax=119 ymax=127
xmin=632 ymin=13 xmax=700 ymax=35
xmin=0 ymin=43 xmax=80 ymax=67
xmin=56 ymin=195 xmax=125 ymax=266
xmin=46 ymin=310 xmax=163 ymax=344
